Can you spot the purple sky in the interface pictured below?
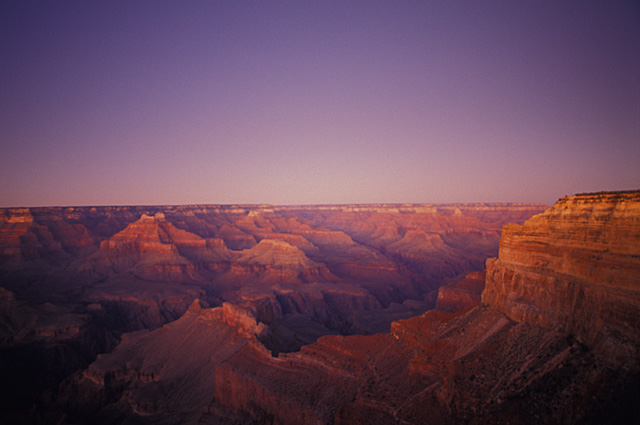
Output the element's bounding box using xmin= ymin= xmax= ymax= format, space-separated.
xmin=1 ymin=1 xmax=638 ymax=207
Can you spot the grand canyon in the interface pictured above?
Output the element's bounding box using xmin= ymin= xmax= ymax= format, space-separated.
xmin=1 ymin=192 xmax=638 ymax=424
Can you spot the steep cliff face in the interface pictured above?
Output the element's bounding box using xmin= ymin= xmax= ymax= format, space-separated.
xmin=483 ymin=191 xmax=640 ymax=353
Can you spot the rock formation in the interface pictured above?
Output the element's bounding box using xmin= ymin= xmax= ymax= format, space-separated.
xmin=435 ymin=271 xmax=485 ymax=313
xmin=0 ymin=192 xmax=629 ymax=424
xmin=483 ymin=191 xmax=640 ymax=352
xmin=0 ymin=202 xmax=552 ymax=423
xmin=203 ymin=191 xmax=640 ymax=425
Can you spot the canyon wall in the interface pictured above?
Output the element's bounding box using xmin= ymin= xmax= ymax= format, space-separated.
xmin=483 ymin=191 xmax=640 ymax=355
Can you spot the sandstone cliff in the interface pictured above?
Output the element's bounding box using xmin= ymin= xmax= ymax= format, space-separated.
xmin=483 ymin=191 xmax=640 ymax=356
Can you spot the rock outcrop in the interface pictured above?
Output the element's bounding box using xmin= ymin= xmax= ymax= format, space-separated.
xmin=87 ymin=212 xmax=200 ymax=280
xmin=483 ymin=191 xmax=640 ymax=353
xmin=435 ymin=271 xmax=485 ymax=313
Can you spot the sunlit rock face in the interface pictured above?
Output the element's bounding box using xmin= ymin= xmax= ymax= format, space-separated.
xmin=483 ymin=191 xmax=640 ymax=353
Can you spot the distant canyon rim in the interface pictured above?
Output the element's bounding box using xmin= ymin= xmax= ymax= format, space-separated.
xmin=0 ymin=193 xmax=638 ymax=424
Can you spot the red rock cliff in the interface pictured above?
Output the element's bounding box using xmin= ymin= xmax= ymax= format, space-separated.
xmin=483 ymin=191 xmax=640 ymax=352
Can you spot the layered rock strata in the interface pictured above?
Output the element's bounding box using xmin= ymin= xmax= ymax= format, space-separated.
xmin=483 ymin=191 xmax=640 ymax=353
xmin=204 ymin=191 xmax=640 ymax=425
xmin=0 ymin=202 xmax=551 ymax=422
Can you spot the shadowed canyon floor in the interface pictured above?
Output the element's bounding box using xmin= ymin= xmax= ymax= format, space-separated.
xmin=2 ymin=197 xmax=639 ymax=424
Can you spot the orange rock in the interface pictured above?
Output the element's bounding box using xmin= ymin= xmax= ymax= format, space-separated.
xmin=483 ymin=191 xmax=640 ymax=350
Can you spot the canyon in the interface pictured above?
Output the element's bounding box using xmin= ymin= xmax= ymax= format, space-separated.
xmin=1 ymin=194 xmax=638 ymax=424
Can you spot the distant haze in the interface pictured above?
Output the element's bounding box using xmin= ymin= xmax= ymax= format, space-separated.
xmin=1 ymin=1 xmax=638 ymax=207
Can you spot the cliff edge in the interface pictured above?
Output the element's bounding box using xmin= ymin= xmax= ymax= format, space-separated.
xmin=483 ymin=190 xmax=640 ymax=358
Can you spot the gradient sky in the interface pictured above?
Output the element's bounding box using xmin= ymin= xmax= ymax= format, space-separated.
xmin=1 ymin=0 xmax=638 ymax=207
